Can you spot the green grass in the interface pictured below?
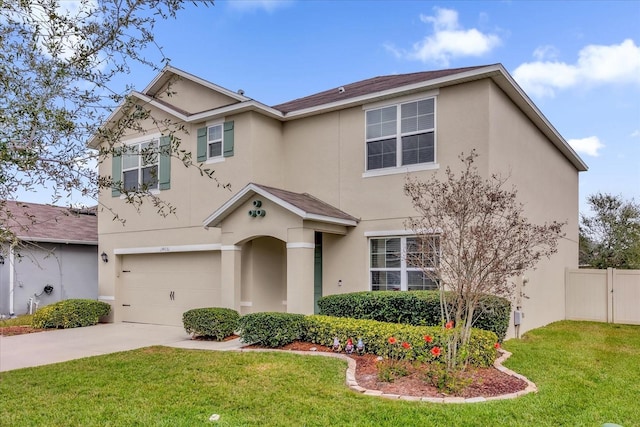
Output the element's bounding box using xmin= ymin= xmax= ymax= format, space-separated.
xmin=1 ymin=321 xmax=638 ymax=426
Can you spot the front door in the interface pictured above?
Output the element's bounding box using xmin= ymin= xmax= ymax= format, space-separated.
xmin=314 ymin=232 xmax=323 ymax=314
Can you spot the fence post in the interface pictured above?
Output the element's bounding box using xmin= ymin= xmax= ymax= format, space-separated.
xmin=607 ymin=268 xmax=614 ymax=323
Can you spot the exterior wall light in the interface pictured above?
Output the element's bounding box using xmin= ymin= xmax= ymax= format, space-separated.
xmin=101 ymin=252 xmax=109 ymax=263
xmin=0 ymin=255 xmax=4 ymax=265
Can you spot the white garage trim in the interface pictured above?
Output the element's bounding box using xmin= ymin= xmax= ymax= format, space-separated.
xmin=114 ymin=243 xmax=221 ymax=255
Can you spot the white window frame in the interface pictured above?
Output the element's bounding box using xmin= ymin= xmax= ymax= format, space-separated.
xmin=121 ymin=135 xmax=161 ymax=194
xmin=362 ymin=94 xmax=439 ymax=178
xmin=368 ymin=235 xmax=438 ymax=292
xmin=206 ymin=122 xmax=225 ymax=164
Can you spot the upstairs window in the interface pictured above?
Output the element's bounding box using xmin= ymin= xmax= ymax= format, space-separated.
xmin=207 ymin=124 xmax=223 ymax=159
xmin=370 ymin=236 xmax=439 ymax=291
xmin=366 ymin=98 xmax=435 ymax=171
xmin=122 ymin=139 xmax=159 ymax=192
xmin=197 ymin=121 xmax=234 ymax=162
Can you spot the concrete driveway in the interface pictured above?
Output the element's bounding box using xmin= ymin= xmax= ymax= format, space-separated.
xmin=0 ymin=322 xmax=246 ymax=372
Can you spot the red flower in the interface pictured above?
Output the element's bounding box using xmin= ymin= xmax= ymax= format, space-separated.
xmin=430 ymin=346 xmax=442 ymax=357
xmin=401 ymin=341 xmax=411 ymax=349
xmin=445 ymin=321 xmax=454 ymax=329
xmin=494 ymin=342 xmax=501 ymax=349
xmin=424 ymin=335 xmax=433 ymax=343
xmin=388 ymin=337 xmax=397 ymax=344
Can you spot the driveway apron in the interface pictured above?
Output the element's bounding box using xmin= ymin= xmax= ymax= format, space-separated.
xmin=0 ymin=322 xmax=244 ymax=372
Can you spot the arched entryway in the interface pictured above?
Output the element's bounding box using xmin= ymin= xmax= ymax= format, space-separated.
xmin=240 ymin=236 xmax=287 ymax=315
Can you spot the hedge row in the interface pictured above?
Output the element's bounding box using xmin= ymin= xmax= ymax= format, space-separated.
xmin=235 ymin=312 xmax=498 ymax=367
xmin=32 ymin=299 xmax=111 ymax=329
xmin=303 ymin=315 xmax=498 ymax=367
xmin=317 ymin=291 xmax=511 ymax=341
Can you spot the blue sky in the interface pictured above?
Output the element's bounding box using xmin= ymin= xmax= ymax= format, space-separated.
xmin=22 ymin=0 xmax=640 ymax=215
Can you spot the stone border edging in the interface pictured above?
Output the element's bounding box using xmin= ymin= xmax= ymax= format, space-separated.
xmin=238 ymin=348 xmax=537 ymax=403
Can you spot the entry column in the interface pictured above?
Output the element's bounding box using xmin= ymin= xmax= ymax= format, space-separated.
xmin=220 ymin=244 xmax=242 ymax=312
xmin=286 ymin=228 xmax=315 ymax=314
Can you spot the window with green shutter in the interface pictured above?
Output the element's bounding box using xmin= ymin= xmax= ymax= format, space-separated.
xmin=197 ymin=120 xmax=234 ymax=162
xmin=111 ymin=135 xmax=170 ymax=196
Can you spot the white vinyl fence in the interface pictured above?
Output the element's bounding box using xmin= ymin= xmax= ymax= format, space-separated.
xmin=565 ymin=268 xmax=640 ymax=325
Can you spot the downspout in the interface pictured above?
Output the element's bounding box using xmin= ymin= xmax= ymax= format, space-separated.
xmin=8 ymin=246 xmax=15 ymax=316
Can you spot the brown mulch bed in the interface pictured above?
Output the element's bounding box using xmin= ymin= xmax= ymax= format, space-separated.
xmin=249 ymin=340 xmax=528 ymax=399
xmin=0 ymin=326 xmax=48 ymax=336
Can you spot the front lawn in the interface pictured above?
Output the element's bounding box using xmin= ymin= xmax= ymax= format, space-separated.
xmin=1 ymin=321 xmax=638 ymax=426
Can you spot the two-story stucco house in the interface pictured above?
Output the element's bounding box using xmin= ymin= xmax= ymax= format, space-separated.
xmin=91 ymin=63 xmax=587 ymax=337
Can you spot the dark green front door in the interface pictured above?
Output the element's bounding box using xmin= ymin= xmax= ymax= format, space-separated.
xmin=314 ymin=232 xmax=323 ymax=314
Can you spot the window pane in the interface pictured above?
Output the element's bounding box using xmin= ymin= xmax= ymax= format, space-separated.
xmin=371 ymin=271 xmax=401 ymax=291
xmin=401 ymin=132 xmax=434 ymax=165
xmin=367 ymin=138 xmax=396 ymax=170
xmin=418 ymin=98 xmax=434 ymax=115
xmin=385 ymin=238 xmax=401 ymax=268
xmin=417 ymin=112 xmax=434 ymax=130
xmin=209 ymin=141 xmax=222 ymax=158
xmin=123 ymin=170 xmax=138 ymax=191
xmin=402 ymin=99 xmax=434 ymax=133
xmin=407 ymin=271 xmax=438 ymax=291
xmin=208 ymin=125 xmax=222 ymax=141
xmin=140 ymin=141 xmax=158 ymax=167
xmin=370 ymin=238 xmax=401 ymax=268
xmin=122 ymin=145 xmax=139 ymax=170
xmin=142 ymin=166 xmax=158 ymax=189
xmin=366 ymin=106 xmax=396 ymax=139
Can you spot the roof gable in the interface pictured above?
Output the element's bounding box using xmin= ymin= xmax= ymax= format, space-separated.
xmin=203 ymin=183 xmax=359 ymax=228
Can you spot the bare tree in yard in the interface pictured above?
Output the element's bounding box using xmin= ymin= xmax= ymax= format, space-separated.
xmin=404 ymin=151 xmax=565 ymax=370
xmin=0 ymin=0 xmax=216 ymax=245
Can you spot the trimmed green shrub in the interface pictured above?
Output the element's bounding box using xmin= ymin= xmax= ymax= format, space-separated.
xmin=182 ymin=307 xmax=240 ymax=341
xmin=32 ymin=299 xmax=111 ymax=329
xmin=238 ymin=312 xmax=306 ymax=348
xmin=303 ymin=315 xmax=498 ymax=367
xmin=317 ymin=291 xmax=511 ymax=341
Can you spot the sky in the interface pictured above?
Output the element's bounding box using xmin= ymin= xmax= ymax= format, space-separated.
xmin=18 ymin=0 xmax=640 ymax=215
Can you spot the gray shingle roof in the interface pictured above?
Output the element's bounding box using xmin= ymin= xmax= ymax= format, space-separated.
xmin=271 ymin=65 xmax=489 ymax=113
xmin=0 ymin=201 xmax=98 ymax=244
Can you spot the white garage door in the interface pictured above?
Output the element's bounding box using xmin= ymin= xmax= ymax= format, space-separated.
xmin=120 ymin=252 xmax=220 ymax=326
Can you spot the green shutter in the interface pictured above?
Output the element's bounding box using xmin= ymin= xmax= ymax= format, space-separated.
xmin=197 ymin=127 xmax=207 ymax=162
xmin=111 ymin=148 xmax=122 ymax=197
xmin=223 ymin=120 xmax=234 ymax=157
xmin=159 ymin=135 xmax=171 ymax=190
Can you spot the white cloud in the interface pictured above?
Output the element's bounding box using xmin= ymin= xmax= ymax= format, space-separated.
xmin=631 ymin=130 xmax=640 ymax=138
xmin=568 ymin=136 xmax=605 ymax=157
xmin=514 ymin=39 xmax=640 ymax=97
xmin=532 ymin=45 xmax=559 ymax=61
xmin=227 ymin=0 xmax=292 ymax=13
xmin=386 ymin=8 xmax=501 ymax=66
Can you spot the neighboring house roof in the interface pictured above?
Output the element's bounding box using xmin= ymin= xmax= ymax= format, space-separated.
xmin=203 ymin=183 xmax=359 ymax=228
xmin=89 ymin=64 xmax=587 ymax=172
xmin=0 ymin=201 xmax=98 ymax=245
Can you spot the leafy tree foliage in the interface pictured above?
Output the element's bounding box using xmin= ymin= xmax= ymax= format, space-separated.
xmin=404 ymin=151 xmax=565 ymax=370
xmin=0 ymin=0 xmax=215 ymax=244
xmin=580 ymin=193 xmax=640 ymax=269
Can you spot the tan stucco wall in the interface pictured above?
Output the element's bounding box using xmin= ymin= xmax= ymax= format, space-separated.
xmin=153 ymin=77 xmax=240 ymax=114
xmin=97 ymin=75 xmax=581 ymax=335
xmin=486 ymin=81 xmax=580 ymax=334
